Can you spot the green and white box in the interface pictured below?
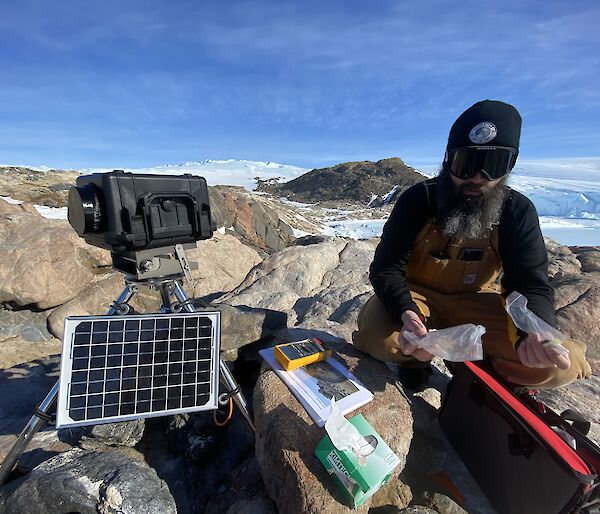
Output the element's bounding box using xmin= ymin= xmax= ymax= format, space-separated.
xmin=315 ymin=414 xmax=401 ymax=508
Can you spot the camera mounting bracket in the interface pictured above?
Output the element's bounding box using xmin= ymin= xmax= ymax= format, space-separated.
xmin=111 ymin=243 xmax=198 ymax=280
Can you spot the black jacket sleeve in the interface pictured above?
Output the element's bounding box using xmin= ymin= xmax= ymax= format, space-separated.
xmin=498 ymin=190 xmax=556 ymax=327
xmin=369 ymin=180 xmax=431 ymax=322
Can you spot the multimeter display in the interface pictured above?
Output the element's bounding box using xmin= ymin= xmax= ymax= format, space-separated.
xmin=274 ymin=338 xmax=330 ymax=371
xmin=278 ymin=340 xmax=322 ymax=360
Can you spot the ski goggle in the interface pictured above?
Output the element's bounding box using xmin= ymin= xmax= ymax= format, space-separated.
xmin=447 ymin=146 xmax=518 ymax=180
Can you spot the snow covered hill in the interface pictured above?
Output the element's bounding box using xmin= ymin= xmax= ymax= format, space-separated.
xmin=82 ymin=159 xmax=308 ymax=191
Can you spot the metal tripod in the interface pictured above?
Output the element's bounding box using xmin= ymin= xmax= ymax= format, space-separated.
xmin=0 ymin=271 xmax=254 ymax=486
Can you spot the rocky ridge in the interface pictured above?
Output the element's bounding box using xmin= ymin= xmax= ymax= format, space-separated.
xmin=257 ymin=157 xmax=426 ymax=204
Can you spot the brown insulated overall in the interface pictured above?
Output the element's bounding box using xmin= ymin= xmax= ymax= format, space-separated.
xmin=353 ymin=222 xmax=591 ymax=388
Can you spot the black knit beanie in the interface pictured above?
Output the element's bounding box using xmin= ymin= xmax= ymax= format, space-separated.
xmin=446 ymin=100 xmax=522 ymax=156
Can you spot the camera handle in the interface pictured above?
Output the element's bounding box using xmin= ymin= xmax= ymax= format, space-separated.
xmin=0 ymin=276 xmax=254 ymax=486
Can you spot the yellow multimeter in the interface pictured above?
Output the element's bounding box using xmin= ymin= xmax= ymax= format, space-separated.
xmin=274 ymin=338 xmax=331 ymax=371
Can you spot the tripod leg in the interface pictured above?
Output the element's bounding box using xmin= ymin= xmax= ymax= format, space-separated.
xmin=0 ymin=282 xmax=139 ymax=486
xmin=107 ymin=281 xmax=138 ymax=315
xmin=0 ymin=382 xmax=59 ymax=485
xmin=171 ymin=281 xmax=255 ymax=432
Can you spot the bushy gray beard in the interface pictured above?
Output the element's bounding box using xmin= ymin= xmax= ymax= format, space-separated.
xmin=436 ymin=168 xmax=509 ymax=240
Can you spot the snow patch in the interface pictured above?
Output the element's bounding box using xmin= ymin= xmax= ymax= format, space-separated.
xmin=1 ymin=196 xmax=23 ymax=204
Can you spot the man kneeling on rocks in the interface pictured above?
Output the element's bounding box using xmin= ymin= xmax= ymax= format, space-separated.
xmin=352 ymin=100 xmax=592 ymax=389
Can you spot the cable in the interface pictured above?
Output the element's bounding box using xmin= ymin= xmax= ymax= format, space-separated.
xmin=213 ymin=397 xmax=234 ymax=427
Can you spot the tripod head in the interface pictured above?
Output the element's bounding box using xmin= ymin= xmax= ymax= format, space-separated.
xmin=111 ymin=243 xmax=197 ymax=281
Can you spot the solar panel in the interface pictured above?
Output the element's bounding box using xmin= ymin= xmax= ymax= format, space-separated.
xmin=56 ymin=311 xmax=220 ymax=428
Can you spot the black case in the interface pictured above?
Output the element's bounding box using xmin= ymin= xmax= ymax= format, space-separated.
xmin=74 ymin=170 xmax=213 ymax=252
xmin=439 ymin=362 xmax=599 ymax=514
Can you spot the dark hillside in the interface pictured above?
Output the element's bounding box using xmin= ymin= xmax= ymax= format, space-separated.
xmin=257 ymin=157 xmax=427 ymax=204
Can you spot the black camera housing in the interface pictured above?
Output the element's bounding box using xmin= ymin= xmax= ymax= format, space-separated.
xmin=68 ymin=170 xmax=214 ymax=253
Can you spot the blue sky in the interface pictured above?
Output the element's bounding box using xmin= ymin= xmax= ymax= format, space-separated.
xmin=1 ymin=0 xmax=599 ymax=169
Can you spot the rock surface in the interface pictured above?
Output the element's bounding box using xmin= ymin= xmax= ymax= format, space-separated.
xmin=210 ymin=186 xmax=296 ymax=253
xmin=0 ymin=308 xmax=54 ymax=343
xmin=0 ymin=166 xmax=80 ymax=207
xmin=79 ymin=420 xmax=146 ymax=449
xmin=203 ymin=455 xmax=277 ymax=514
xmin=0 ymin=356 xmax=70 ymax=475
xmin=0 ymin=336 xmax=61 ymax=369
xmin=253 ymin=340 xmax=413 ymax=513
xmin=0 ymin=205 xmax=111 ymax=309
xmin=0 ymin=448 xmax=177 ymax=514
xmin=218 ymin=238 xmax=376 ymax=343
xmin=546 ymin=242 xmax=600 ymax=362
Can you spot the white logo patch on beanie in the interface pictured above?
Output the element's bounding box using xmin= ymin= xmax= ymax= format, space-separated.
xmin=469 ymin=122 xmax=497 ymax=144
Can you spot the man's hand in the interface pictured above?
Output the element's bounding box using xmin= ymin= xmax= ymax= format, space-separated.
xmin=517 ymin=333 xmax=571 ymax=370
xmin=397 ymin=310 xmax=433 ymax=362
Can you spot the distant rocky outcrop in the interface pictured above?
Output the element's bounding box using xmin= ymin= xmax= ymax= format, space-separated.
xmin=257 ymin=158 xmax=426 ymax=204
xmin=209 ymin=186 xmax=296 ymax=254
xmin=0 ymin=166 xmax=80 ymax=207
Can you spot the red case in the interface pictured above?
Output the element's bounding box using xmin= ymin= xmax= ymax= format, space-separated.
xmin=439 ymin=361 xmax=599 ymax=514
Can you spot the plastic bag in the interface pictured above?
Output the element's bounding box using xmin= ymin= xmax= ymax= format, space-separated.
xmin=325 ymin=398 xmax=374 ymax=465
xmin=505 ymin=291 xmax=569 ymax=354
xmin=401 ymin=324 xmax=486 ymax=362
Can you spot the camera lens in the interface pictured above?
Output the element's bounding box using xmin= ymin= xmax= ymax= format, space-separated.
xmin=68 ymin=184 xmax=103 ymax=235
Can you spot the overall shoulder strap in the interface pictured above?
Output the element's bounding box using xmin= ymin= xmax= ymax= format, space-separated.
xmin=423 ymin=180 xmax=431 ymax=208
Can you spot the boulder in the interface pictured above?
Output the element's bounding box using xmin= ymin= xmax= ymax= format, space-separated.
xmin=0 ymin=356 xmax=73 ymax=476
xmin=0 ymin=208 xmax=111 ymax=309
xmin=139 ymin=407 xmax=256 ymax=512
xmin=253 ymin=339 xmax=413 ymax=513
xmin=221 ymin=238 xmax=349 ymax=309
xmin=572 ymin=246 xmax=600 ymax=273
xmin=204 ymin=456 xmax=276 ymax=514
xmin=187 ymin=232 xmax=262 ymax=297
xmin=46 ymin=274 xmax=161 ymax=340
xmin=166 ymin=412 xmax=227 ymax=461
xmin=545 ymin=238 xmax=582 ymax=279
xmin=550 ymin=272 xmax=600 ymax=361
xmin=218 ymin=239 xmax=375 ymax=341
xmin=0 ymin=308 xmax=54 ymax=343
xmin=0 ymin=200 xmax=39 ymax=215
xmin=0 ymin=356 xmax=60 ymax=442
xmin=79 ymin=420 xmax=146 ymax=449
xmin=0 ymin=336 xmax=61 ymax=369
xmin=223 ymin=497 xmax=278 ymax=514
xmin=211 ymin=186 xmax=295 ymax=253
xmin=413 ymin=492 xmax=467 ymax=514
xmin=204 ymin=303 xmax=287 ymax=360
xmin=397 ymin=507 xmax=439 ymax=514
xmin=0 ymin=448 xmax=177 ymax=514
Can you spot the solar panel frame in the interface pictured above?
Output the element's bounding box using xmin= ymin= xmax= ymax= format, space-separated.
xmin=57 ymin=311 xmax=221 ymax=428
